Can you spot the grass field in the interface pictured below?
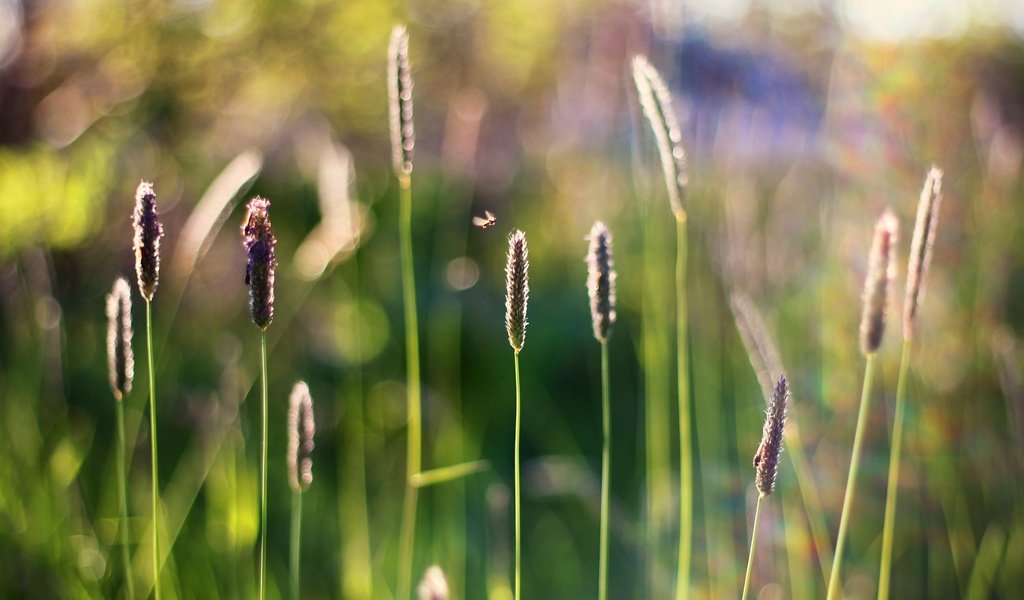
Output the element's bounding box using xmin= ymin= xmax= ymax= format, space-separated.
xmin=1 ymin=2 xmax=1024 ymax=598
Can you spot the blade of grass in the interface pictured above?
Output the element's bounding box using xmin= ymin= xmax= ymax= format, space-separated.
xmin=410 ymin=461 xmax=490 ymax=488
xmin=397 ymin=173 xmax=422 ymax=600
xmin=674 ymin=216 xmax=693 ymax=600
xmin=115 ymin=398 xmax=135 ymax=600
xmin=827 ymin=354 xmax=878 ymax=600
xmin=146 ymin=299 xmax=161 ymax=600
xmin=599 ymin=341 xmax=611 ymax=600
xmin=741 ymin=495 xmax=764 ymax=600
xmin=879 ymin=340 xmax=912 ymax=599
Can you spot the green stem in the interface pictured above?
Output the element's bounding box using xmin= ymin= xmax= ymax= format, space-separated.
xmin=513 ymin=351 xmax=522 ymax=600
xmin=599 ymin=341 xmax=611 ymax=600
xmin=259 ymin=331 xmax=268 ymax=600
xmin=116 ymin=398 xmax=135 ymax=600
xmin=397 ymin=174 xmax=422 ymax=600
xmin=827 ymin=354 xmax=878 ymax=600
xmin=146 ymin=299 xmax=160 ymax=600
xmin=741 ymin=495 xmax=765 ymax=600
xmin=674 ymin=217 xmax=692 ymax=600
xmin=337 ymin=268 xmax=373 ymax=599
xmin=291 ymin=491 xmax=303 ymax=600
xmin=878 ymin=341 xmax=912 ymax=600
xmin=410 ymin=461 xmax=490 ymax=488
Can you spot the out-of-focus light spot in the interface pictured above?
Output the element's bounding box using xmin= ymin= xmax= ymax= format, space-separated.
xmin=756 ymin=582 xmax=784 ymax=600
xmin=367 ymin=380 xmax=407 ymax=431
xmin=35 ymin=80 xmax=93 ymax=147
xmin=446 ymin=257 xmax=479 ymax=290
xmin=0 ymin=0 xmax=22 ymax=69
xmin=73 ymin=535 xmax=105 ymax=581
xmin=35 ymin=295 xmax=61 ymax=330
xmin=333 ymin=297 xmax=389 ymax=364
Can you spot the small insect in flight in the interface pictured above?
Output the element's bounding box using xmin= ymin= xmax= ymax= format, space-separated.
xmin=472 ymin=210 xmax=497 ymax=229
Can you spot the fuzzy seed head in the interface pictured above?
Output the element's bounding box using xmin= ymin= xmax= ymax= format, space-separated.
xmin=586 ymin=221 xmax=617 ymax=342
xmin=389 ymin=25 xmax=415 ymax=177
xmin=417 ymin=565 xmax=449 ymax=600
xmin=505 ymin=229 xmax=529 ymax=353
xmin=106 ymin=277 xmax=134 ymax=401
xmin=242 ymin=197 xmax=277 ymax=330
xmin=631 ymin=55 xmax=687 ymax=221
xmin=860 ymin=210 xmax=899 ymax=355
xmin=287 ymin=381 xmax=315 ymax=493
xmin=904 ymin=166 xmax=943 ymax=341
xmin=133 ymin=181 xmax=164 ymax=301
xmin=754 ymin=374 xmax=789 ymax=497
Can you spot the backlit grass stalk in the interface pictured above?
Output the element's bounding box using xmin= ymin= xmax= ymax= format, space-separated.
xmin=505 ymin=230 xmax=529 ymax=600
xmin=586 ymin=222 xmax=617 ymax=600
xmin=632 ymin=55 xmax=692 ymax=599
xmin=827 ymin=211 xmax=899 ymax=600
xmin=390 ymin=23 xmax=422 ymax=600
xmin=742 ymin=375 xmax=790 ymax=600
xmin=288 ymin=382 xmax=315 ymax=600
xmin=107 ymin=277 xmax=136 ymax=600
xmin=730 ymin=293 xmax=833 ymax=582
xmin=242 ymin=197 xmax=277 ymax=600
xmin=879 ymin=166 xmax=943 ymax=600
xmin=133 ymin=181 xmax=164 ymax=599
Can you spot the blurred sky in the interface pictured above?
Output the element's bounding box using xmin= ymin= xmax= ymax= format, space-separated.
xmin=651 ymin=0 xmax=1023 ymax=41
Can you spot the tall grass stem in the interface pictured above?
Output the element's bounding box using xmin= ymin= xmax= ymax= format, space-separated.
xmin=397 ymin=174 xmax=422 ymax=600
xmin=291 ymin=490 xmax=303 ymax=600
xmin=827 ymin=354 xmax=878 ymax=600
xmin=674 ymin=217 xmax=693 ymax=600
xmin=146 ymin=299 xmax=160 ymax=600
xmin=115 ymin=398 xmax=135 ymax=600
xmin=741 ymin=495 xmax=764 ymax=600
xmin=878 ymin=340 xmax=912 ymax=600
xmin=259 ymin=331 xmax=268 ymax=600
xmin=513 ymin=350 xmax=522 ymax=600
xmin=599 ymin=341 xmax=610 ymax=600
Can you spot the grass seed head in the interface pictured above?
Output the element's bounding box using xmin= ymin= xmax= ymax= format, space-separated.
xmin=106 ymin=277 xmax=134 ymax=401
xmin=860 ymin=210 xmax=899 ymax=355
xmin=417 ymin=565 xmax=449 ymax=600
xmin=904 ymin=166 xmax=943 ymax=341
xmin=505 ymin=229 xmax=529 ymax=353
xmin=133 ymin=181 xmax=164 ymax=301
xmin=287 ymin=381 xmax=315 ymax=493
xmin=631 ymin=55 xmax=687 ymax=221
xmin=586 ymin=221 xmax=616 ymax=342
xmin=389 ymin=25 xmax=415 ymax=177
xmin=754 ymin=374 xmax=789 ymax=497
xmin=242 ymin=197 xmax=277 ymax=330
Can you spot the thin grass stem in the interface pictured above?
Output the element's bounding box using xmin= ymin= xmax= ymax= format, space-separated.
xmin=146 ymin=299 xmax=161 ymax=600
xmin=115 ymin=398 xmax=135 ymax=600
xmin=674 ymin=217 xmax=693 ymax=600
xmin=741 ymin=495 xmax=765 ymax=600
xmin=291 ymin=490 xmax=303 ymax=600
xmin=878 ymin=340 xmax=912 ymax=600
xmin=337 ymin=268 xmax=373 ymax=599
xmin=397 ymin=174 xmax=422 ymax=600
xmin=827 ymin=354 xmax=879 ymax=600
xmin=410 ymin=461 xmax=490 ymax=488
xmin=513 ymin=350 xmax=522 ymax=600
xmin=599 ymin=341 xmax=611 ymax=600
xmin=259 ymin=330 xmax=268 ymax=600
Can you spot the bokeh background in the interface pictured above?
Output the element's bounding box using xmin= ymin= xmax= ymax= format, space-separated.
xmin=2 ymin=0 xmax=1024 ymax=598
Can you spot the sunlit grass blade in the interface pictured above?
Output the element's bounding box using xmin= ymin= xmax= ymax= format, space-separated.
xmin=410 ymin=460 xmax=490 ymax=488
xmin=828 ymin=211 xmax=898 ymax=599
